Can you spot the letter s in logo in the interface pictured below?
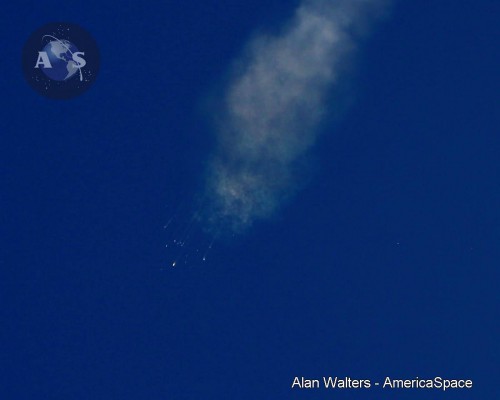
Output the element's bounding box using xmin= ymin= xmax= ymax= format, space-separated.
xmin=72 ymin=52 xmax=86 ymax=68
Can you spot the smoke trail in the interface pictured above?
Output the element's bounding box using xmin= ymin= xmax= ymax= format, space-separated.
xmin=204 ymin=0 xmax=389 ymax=233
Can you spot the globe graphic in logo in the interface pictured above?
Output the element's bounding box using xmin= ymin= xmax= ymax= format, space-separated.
xmin=40 ymin=39 xmax=81 ymax=81
xmin=22 ymin=22 xmax=100 ymax=99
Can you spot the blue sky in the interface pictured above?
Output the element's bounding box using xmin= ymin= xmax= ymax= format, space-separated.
xmin=1 ymin=0 xmax=498 ymax=398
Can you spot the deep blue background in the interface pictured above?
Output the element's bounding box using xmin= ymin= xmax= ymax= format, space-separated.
xmin=1 ymin=1 xmax=498 ymax=398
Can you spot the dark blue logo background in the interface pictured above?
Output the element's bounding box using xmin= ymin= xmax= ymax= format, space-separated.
xmin=22 ymin=22 xmax=100 ymax=99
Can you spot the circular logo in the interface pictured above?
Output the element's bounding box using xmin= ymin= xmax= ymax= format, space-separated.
xmin=22 ymin=22 xmax=100 ymax=99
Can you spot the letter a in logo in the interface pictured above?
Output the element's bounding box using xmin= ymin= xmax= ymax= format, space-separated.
xmin=34 ymin=52 xmax=52 ymax=68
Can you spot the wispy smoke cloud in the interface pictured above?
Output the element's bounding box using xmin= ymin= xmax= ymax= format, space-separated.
xmin=204 ymin=0 xmax=388 ymax=233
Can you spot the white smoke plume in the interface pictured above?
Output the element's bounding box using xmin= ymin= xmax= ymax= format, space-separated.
xmin=204 ymin=0 xmax=389 ymax=233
